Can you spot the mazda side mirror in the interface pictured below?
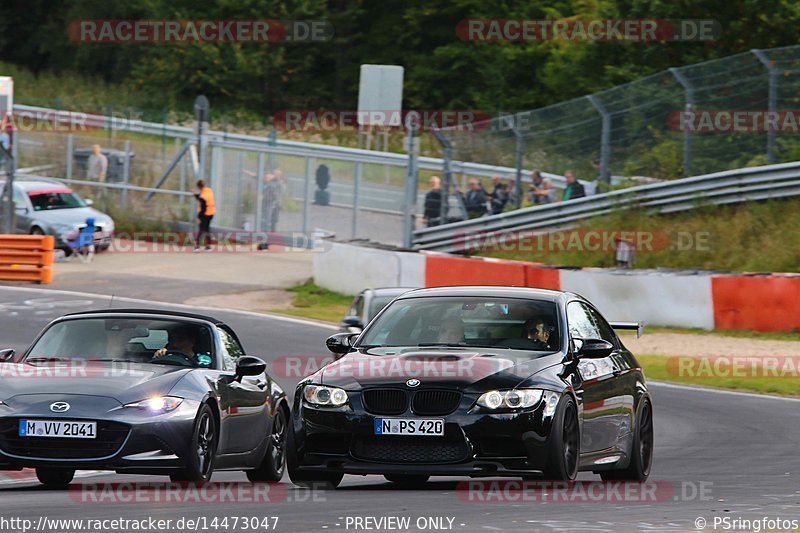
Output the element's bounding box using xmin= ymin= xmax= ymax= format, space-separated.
xmin=575 ymin=338 xmax=614 ymax=359
xmin=0 ymin=349 xmax=15 ymax=362
xmin=326 ymin=333 xmax=357 ymax=357
xmin=235 ymin=355 xmax=267 ymax=378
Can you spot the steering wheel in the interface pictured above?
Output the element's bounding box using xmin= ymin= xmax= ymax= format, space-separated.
xmin=149 ymin=350 xmax=196 ymax=366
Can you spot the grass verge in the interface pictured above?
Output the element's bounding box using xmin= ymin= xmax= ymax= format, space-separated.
xmin=638 ymin=354 xmax=800 ymax=397
xmin=265 ymin=280 xmax=351 ymax=324
xmin=480 ymin=198 xmax=800 ymax=273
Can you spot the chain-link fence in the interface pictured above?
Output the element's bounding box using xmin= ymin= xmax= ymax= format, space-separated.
xmin=11 ymin=116 xmax=410 ymax=246
xmin=436 ymin=45 xmax=800 ymax=197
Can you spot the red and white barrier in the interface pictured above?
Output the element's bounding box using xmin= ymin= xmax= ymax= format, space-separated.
xmin=313 ymin=242 xmax=800 ymax=332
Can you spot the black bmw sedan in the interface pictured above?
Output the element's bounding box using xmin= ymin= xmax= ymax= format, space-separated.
xmin=287 ymin=286 xmax=653 ymax=487
xmin=0 ymin=309 xmax=289 ymax=488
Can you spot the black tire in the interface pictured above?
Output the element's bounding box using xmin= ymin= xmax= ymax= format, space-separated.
xmin=286 ymin=425 xmax=343 ymax=488
xmin=171 ymin=404 xmax=217 ymax=482
xmin=247 ymin=405 xmax=288 ymax=482
xmin=543 ymin=395 xmax=580 ymax=481
xmin=36 ymin=468 xmax=75 ymax=489
xmin=600 ymin=398 xmax=653 ymax=482
xmin=384 ymin=474 xmax=430 ymax=487
xmin=30 ymin=227 xmax=45 ymax=236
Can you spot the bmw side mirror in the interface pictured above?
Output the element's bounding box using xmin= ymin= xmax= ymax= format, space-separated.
xmin=326 ymin=333 xmax=357 ymax=356
xmin=575 ymin=338 xmax=614 ymax=359
xmin=0 ymin=349 xmax=15 ymax=362
xmin=235 ymin=356 xmax=267 ymax=378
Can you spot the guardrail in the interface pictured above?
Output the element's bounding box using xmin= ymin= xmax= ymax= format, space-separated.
xmin=413 ymin=161 xmax=800 ymax=252
xmin=0 ymin=235 xmax=55 ymax=284
xmin=12 ymin=104 xmax=566 ymax=187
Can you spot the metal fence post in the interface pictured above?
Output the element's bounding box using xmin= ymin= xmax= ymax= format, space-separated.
xmin=352 ymin=161 xmax=362 ymax=239
xmin=303 ymin=156 xmax=313 ymax=236
xmin=670 ymin=67 xmax=695 ymax=176
xmin=66 ymin=134 xmax=74 ymax=181
xmin=402 ymin=118 xmax=419 ymax=248
xmin=752 ymin=49 xmax=777 ymax=164
xmin=255 ymin=152 xmax=265 ymax=232
xmin=121 ymin=139 xmax=131 ymax=208
xmin=432 ymin=130 xmax=452 ymax=224
xmin=586 ymin=95 xmax=611 ymax=185
xmin=508 ymin=115 xmax=524 ymax=208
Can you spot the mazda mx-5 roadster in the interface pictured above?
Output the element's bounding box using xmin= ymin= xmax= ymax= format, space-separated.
xmin=0 ymin=309 xmax=289 ymax=488
xmin=288 ymin=286 xmax=653 ymax=488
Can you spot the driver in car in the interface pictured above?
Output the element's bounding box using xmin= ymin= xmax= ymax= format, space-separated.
xmin=152 ymin=326 xmax=212 ymax=366
xmin=523 ymin=318 xmax=553 ymax=349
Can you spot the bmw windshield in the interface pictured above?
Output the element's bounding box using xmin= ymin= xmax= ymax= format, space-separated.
xmin=25 ymin=318 xmax=215 ymax=368
xmin=357 ymin=297 xmax=561 ymax=353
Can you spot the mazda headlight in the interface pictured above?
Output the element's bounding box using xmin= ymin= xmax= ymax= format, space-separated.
xmin=124 ymin=396 xmax=183 ymax=413
xmin=303 ymin=384 xmax=348 ymax=407
xmin=477 ymin=389 xmax=543 ymax=410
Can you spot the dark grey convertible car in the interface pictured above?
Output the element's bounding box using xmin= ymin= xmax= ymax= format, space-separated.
xmin=0 ymin=309 xmax=288 ymax=488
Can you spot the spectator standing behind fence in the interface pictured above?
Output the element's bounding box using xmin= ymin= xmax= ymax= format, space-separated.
xmin=194 ymin=179 xmax=215 ymax=252
xmin=423 ymin=175 xmax=443 ymax=227
xmin=489 ymin=175 xmax=508 ymax=214
xmin=263 ymin=168 xmax=284 ymax=232
xmin=457 ymin=178 xmax=488 ymax=218
xmin=528 ymin=170 xmax=555 ymax=204
xmin=87 ymin=144 xmax=108 ymax=182
xmin=562 ymin=170 xmax=586 ymax=201
xmin=506 ymin=177 xmax=519 ymax=207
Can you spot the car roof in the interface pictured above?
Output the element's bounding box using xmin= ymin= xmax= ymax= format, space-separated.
xmin=0 ymin=176 xmax=69 ymax=191
xmin=365 ymin=287 xmax=415 ymax=297
xmin=395 ymin=285 xmax=571 ymax=303
xmin=61 ymin=308 xmax=226 ymax=326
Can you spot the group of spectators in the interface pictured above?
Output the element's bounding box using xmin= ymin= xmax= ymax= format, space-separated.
xmin=423 ymin=170 xmax=587 ymax=227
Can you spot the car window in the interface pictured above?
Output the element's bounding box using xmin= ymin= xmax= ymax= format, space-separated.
xmin=28 ymin=189 xmax=86 ymax=211
xmin=358 ymin=297 xmax=560 ymax=353
xmin=348 ymin=294 xmax=365 ymax=319
xmin=12 ymin=187 xmax=26 ymax=207
xmin=567 ymin=302 xmax=617 ymax=345
xmin=567 ymin=302 xmax=601 ymax=340
xmin=582 ymin=304 xmax=618 ymax=345
xmin=218 ymin=327 xmax=244 ymax=371
xmin=367 ymin=295 xmax=395 ymax=322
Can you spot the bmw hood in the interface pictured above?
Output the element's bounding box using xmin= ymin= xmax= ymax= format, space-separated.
xmin=0 ymin=362 xmax=191 ymax=407
xmin=318 ymin=347 xmax=564 ymax=392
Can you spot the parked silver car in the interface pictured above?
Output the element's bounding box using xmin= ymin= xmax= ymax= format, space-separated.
xmin=339 ymin=287 xmax=414 ymax=333
xmin=1 ymin=177 xmax=114 ymax=250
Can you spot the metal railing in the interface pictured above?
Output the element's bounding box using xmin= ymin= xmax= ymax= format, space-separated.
xmin=412 ymin=161 xmax=800 ymax=252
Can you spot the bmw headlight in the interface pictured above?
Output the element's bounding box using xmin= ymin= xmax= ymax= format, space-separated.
xmin=303 ymin=384 xmax=348 ymax=407
xmin=124 ymin=396 xmax=184 ymax=413
xmin=477 ymin=389 xmax=543 ymax=410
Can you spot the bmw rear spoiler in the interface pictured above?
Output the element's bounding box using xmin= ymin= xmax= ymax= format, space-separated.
xmin=610 ymin=321 xmax=645 ymax=338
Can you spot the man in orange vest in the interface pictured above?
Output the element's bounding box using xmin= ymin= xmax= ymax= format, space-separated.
xmin=194 ymin=180 xmax=215 ymax=252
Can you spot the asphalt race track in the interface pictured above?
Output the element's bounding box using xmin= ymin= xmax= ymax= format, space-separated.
xmin=0 ymin=286 xmax=799 ymax=532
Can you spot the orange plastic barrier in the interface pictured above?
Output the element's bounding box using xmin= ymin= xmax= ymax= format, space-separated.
xmin=524 ymin=265 xmax=561 ymax=290
xmin=712 ymin=275 xmax=800 ymax=332
xmin=425 ymin=255 xmax=527 ymax=287
xmin=0 ymin=235 xmax=55 ymax=284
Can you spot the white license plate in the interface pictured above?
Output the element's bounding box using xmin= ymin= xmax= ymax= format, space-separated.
xmin=19 ymin=420 xmax=97 ymax=439
xmin=374 ymin=418 xmax=444 ymax=436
